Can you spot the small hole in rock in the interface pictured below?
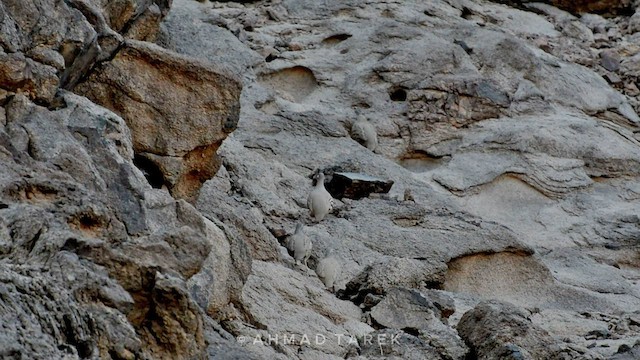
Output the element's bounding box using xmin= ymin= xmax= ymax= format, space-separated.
xmin=78 ymin=214 xmax=101 ymax=229
xmin=322 ymin=33 xmax=352 ymax=45
xmin=461 ymin=7 xmax=474 ymax=19
xmin=61 ymin=238 xmax=80 ymax=252
xmin=389 ymin=88 xmax=407 ymax=102
xmin=133 ymin=155 xmax=165 ymax=189
xmin=265 ymin=53 xmax=277 ymax=62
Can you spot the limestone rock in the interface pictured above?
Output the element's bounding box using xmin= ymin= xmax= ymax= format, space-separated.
xmin=76 ymin=40 xmax=242 ymax=200
xmin=370 ymin=288 xmax=449 ymax=329
xmin=0 ymin=51 xmax=58 ymax=103
xmin=4 ymin=0 xmax=640 ymax=358
xmin=0 ymin=93 xmax=245 ymax=359
xmin=356 ymin=329 xmax=442 ymax=359
xmin=0 ymin=0 xmax=171 ymax=102
xmin=233 ymin=261 xmax=372 ymax=359
xmin=156 ymin=0 xmax=262 ymax=74
xmin=610 ymin=343 xmax=640 ymax=360
xmin=458 ymin=300 xmax=601 ymax=359
xmin=345 ymin=257 xmax=448 ymax=303
xmin=629 ymin=11 xmax=640 ymax=34
xmin=76 ymin=39 xmax=241 ymax=156
xmin=600 ymin=50 xmax=621 ymax=72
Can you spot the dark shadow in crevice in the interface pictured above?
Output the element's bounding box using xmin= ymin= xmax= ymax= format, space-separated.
xmin=133 ymin=154 xmax=165 ymax=189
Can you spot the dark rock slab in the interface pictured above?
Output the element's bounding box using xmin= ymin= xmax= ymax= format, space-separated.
xmin=500 ymin=1 xmax=634 ymax=15
xmin=325 ymin=172 xmax=393 ymax=200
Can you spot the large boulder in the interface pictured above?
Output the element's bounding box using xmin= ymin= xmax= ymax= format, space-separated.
xmin=0 ymin=0 xmax=171 ymax=102
xmin=458 ymin=300 xmax=601 ymax=359
xmin=0 ymin=93 xmax=249 ymax=358
xmin=76 ymin=40 xmax=242 ymax=200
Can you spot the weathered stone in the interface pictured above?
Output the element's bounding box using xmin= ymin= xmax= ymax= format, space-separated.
xmin=187 ymin=215 xmax=251 ymax=318
xmin=4 ymin=0 xmax=640 ymax=358
xmin=76 ymin=40 xmax=242 ymax=199
xmin=0 ymin=0 xmax=173 ymax=103
xmin=458 ymin=301 xmax=601 ymax=359
xmin=601 ymin=50 xmax=621 ymax=72
xmin=610 ymin=343 xmax=640 ymax=360
xmin=0 ymin=51 xmax=58 ymax=103
xmin=197 ymin=170 xmax=281 ymax=262
xmin=357 ymin=329 xmax=442 ymax=359
xmin=629 ymin=11 xmax=640 ymax=34
xmin=370 ymin=288 xmax=449 ymax=329
xmin=0 ymin=91 xmax=245 ymax=359
xmin=234 ymin=261 xmax=372 ymax=358
xmin=345 ymin=257 xmax=448 ymax=303
xmin=76 ymin=40 xmax=240 ymax=157
xmin=603 ymin=73 xmax=622 ymax=85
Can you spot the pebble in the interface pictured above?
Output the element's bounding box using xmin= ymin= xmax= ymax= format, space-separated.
xmin=600 ymin=50 xmax=621 ymax=72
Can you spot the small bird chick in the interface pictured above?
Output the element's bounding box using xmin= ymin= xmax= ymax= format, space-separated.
xmin=350 ymin=115 xmax=378 ymax=151
xmin=286 ymin=223 xmax=312 ymax=267
xmin=404 ymin=188 xmax=415 ymax=202
xmin=315 ymin=255 xmax=341 ymax=292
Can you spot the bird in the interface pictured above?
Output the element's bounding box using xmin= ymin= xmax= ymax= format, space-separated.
xmin=315 ymin=255 xmax=341 ymax=292
xmin=307 ymin=172 xmax=333 ymax=222
xmin=286 ymin=223 xmax=312 ymax=267
xmin=403 ymin=188 xmax=415 ymax=202
xmin=350 ymin=115 xmax=378 ymax=151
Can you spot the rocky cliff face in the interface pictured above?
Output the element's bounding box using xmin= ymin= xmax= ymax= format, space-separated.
xmin=1 ymin=0 xmax=640 ymax=359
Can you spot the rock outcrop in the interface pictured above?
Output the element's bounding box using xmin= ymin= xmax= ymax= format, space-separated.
xmin=2 ymin=0 xmax=640 ymax=358
xmin=0 ymin=0 xmax=244 ymax=358
xmin=76 ymin=40 xmax=242 ymax=200
xmin=458 ymin=300 xmax=601 ymax=359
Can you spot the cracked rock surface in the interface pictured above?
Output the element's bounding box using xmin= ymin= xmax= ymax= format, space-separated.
xmin=1 ymin=0 xmax=640 ymax=358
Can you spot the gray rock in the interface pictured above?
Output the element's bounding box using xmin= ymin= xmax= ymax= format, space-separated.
xmin=610 ymin=343 xmax=640 ymax=360
xmin=75 ymin=40 xmax=242 ymax=200
xmin=629 ymin=11 xmax=640 ymax=34
xmin=562 ymin=20 xmax=595 ymax=42
xmin=0 ymin=51 xmax=58 ymax=103
xmin=0 ymin=0 xmax=169 ymax=101
xmin=367 ymin=287 xmax=468 ymax=358
xmin=458 ymin=300 xmax=602 ymax=359
xmin=0 ymin=91 xmax=245 ymax=358
xmin=603 ymin=73 xmax=622 ymax=84
xmin=601 ymin=50 xmax=621 ymax=72
xmin=345 ymin=257 xmax=448 ymax=302
xmin=4 ymin=0 xmax=640 ymax=358
xmin=156 ymin=0 xmax=263 ymax=74
xmin=357 ymin=329 xmax=441 ymax=359
xmin=235 ymin=260 xmax=372 ymax=358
